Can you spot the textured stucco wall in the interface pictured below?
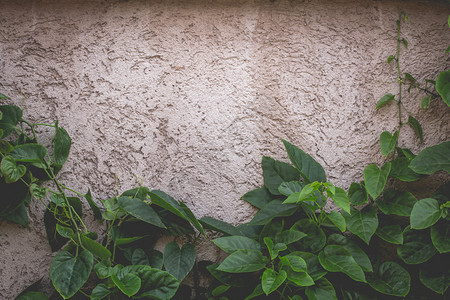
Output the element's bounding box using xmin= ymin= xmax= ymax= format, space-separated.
xmin=0 ymin=0 xmax=449 ymax=297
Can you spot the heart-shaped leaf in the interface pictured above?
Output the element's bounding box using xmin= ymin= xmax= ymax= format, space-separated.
xmin=262 ymin=156 xmax=300 ymax=195
xmin=318 ymin=245 xmax=366 ymax=282
xmin=217 ymin=250 xmax=268 ymax=273
xmin=138 ymin=268 xmax=180 ymax=299
xmin=329 ymin=187 xmax=350 ymax=214
xmin=431 ymin=222 xmax=450 ymax=253
xmin=213 ymin=236 xmax=261 ymax=253
xmin=419 ymin=257 xmax=450 ymax=295
xmin=262 ymin=269 xmax=287 ymax=295
xmin=249 ymin=200 xmax=298 ymax=225
xmin=327 ymin=234 xmax=372 ymax=272
xmin=409 ymin=141 xmax=450 ymax=174
xmin=118 ymin=196 xmax=165 ymax=228
xmin=410 ymin=198 xmax=442 ymax=229
xmin=163 ymin=242 xmax=196 ymax=281
xmin=0 ymin=105 xmax=22 ymax=138
xmin=1 ymin=156 xmax=26 ymax=183
xmin=305 ymin=278 xmax=337 ymax=300
xmin=376 ymin=224 xmax=403 ymax=244
xmin=343 ymin=206 xmax=378 ymax=245
xmin=242 ymin=187 xmax=272 ymax=209
xmin=10 ymin=144 xmax=47 ymax=163
xmin=112 ymin=273 xmax=141 ymax=297
xmin=348 ymin=182 xmax=368 ymax=205
xmin=380 ymin=131 xmax=399 ymax=156
xmin=291 ymin=219 xmax=326 ymax=253
xmin=377 ymin=189 xmax=417 ymax=216
xmin=363 ymin=162 xmax=391 ymax=200
xmin=53 ymin=123 xmax=71 ymax=167
xmin=397 ymin=227 xmax=437 ymax=264
xmin=367 ymin=261 xmax=410 ymax=297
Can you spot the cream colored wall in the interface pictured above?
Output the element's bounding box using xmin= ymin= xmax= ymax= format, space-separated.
xmin=0 ymin=0 xmax=449 ymax=297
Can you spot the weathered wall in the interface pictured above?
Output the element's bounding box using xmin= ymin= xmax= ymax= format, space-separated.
xmin=0 ymin=0 xmax=449 ymax=297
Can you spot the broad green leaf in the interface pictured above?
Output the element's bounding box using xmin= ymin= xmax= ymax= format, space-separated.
xmin=163 ymin=242 xmax=196 ymax=281
xmin=80 ymin=235 xmax=111 ymax=261
xmin=390 ymin=157 xmax=421 ymax=182
xmin=285 ymin=269 xmax=314 ymax=287
xmin=262 ymin=156 xmax=300 ymax=195
xmin=10 ymin=144 xmax=47 ymax=163
xmin=348 ymin=182 xmax=368 ymax=205
xmin=179 ymin=201 xmax=205 ymax=236
xmin=121 ymin=186 xmax=150 ymax=200
xmin=56 ymin=224 xmax=74 ymax=239
xmin=282 ymin=139 xmax=327 ymax=183
xmin=94 ymin=261 xmax=112 ymax=279
xmin=363 ymin=162 xmax=391 ymax=200
xmin=275 ymin=229 xmax=307 ymax=245
xmin=118 ymin=196 xmax=165 ymax=228
xmin=397 ymin=227 xmax=437 ymax=264
xmin=367 ymin=261 xmax=410 ymax=297
xmin=407 ymin=116 xmax=423 ymax=143
xmin=148 ymin=250 xmax=163 ymax=269
xmin=436 ymin=70 xmax=450 ymax=106
xmin=343 ymin=206 xmax=378 ymax=245
xmin=291 ymin=219 xmax=326 ymax=253
xmin=419 ymin=257 xmax=450 ymax=295
xmin=249 ymin=200 xmax=298 ymax=225
xmin=245 ymin=284 xmax=264 ymax=300
xmin=0 ymin=105 xmax=22 ymax=138
xmin=327 ymin=234 xmax=372 ymax=272
xmin=15 ymin=291 xmax=49 ymax=300
xmin=199 ymin=217 xmax=243 ymax=236
xmin=217 ymin=250 xmax=268 ymax=273
xmin=260 ymin=219 xmax=283 ymax=242
xmin=242 ymin=187 xmax=272 ymax=209
xmin=431 ymin=222 xmax=450 ymax=253
xmin=90 ymin=283 xmax=112 ymax=300
xmin=110 ymin=226 xmax=145 ymax=246
xmin=330 ymin=187 xmax=350 ymax=214
xmin=262 ymin=269 xmax=287 ymax=295
xmin=376 ymin=93 xmax=395 ymax=109
xmin=111 ymin=273 xmax=141 ymax=297
xmin=0 ymin=140 xmax=13 ymax=154
xmin=377 ymin=189 xmax=417 ymax=216
xmin=136 ymin=268 xmax=180 ymax=299
xmin=291 ymin=251 xmax=327 ymax=281
xmin=53 ymin=123 xmax=71 ymax=167
xmin=380 ymin=131 xmax=399 ymax=156
xmin=305 ymin=278 xmax=337 ymax=300
xmin=30 ymin=183 xmax=49 ymax=199
xmin=212 ymin=285 xmax=230 ymax=297
xmin=4 ymin=203 xmax=28 ymax=227
xmin=1 ymin=156 xmax=26 ymax=183
xmin=278 ymin=181 xmax=304 ymax=196
xmin=410 ymin=198 xmax=441 ymax=229
xmin=84 ymin=188 xmax=102 ymax=221
xmin=50 ymin=250 xmax=93 ymax=299
xmin=318 ymin=245 xmax=366 ymax=282
xmin=207 ymin=264 xmax=248 ymax=287
xmin=132 ymin=248 xmax=150 ymax=265
xmin=264 ymin=237 xmax=286 ymax=260
xmin=279 ymin=254 xmax=307 ymax=272
xmin=213 ymin=236 xmax=261 ymax=253
xmin=326 ymin=211 xmax=346 ymax=232
xmin=399 ymin=147 xmax=416 ymax=160
xmin=409 ymin=141 xmax=450 ymax=174
xmin=375 ymin=224 xmax=403 ymax=244
xmin=387 ymin=55 xmax=395 ymax=64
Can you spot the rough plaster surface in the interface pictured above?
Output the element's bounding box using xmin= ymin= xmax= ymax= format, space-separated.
xmin=0 ymin=0 xmax=449 ymax=297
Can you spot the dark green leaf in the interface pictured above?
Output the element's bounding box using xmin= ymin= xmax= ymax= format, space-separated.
xmin=410 ymin=141 xmax=450 ymax=174
xmin=318 ymin=245 xmax=366 ymax=282
xmin=217 ymin=250 xmax=268 ymax=273
xmin=377 ymin=189 xmax=417 ymax=216
xmin=10 ymin=144 xmax=47 ymax=163
xmin=419 ymin=257 xmax=450 ymax=295
xmin=53 ymin=123 xmax=71 ymax=167
xmin=121 ymin=186 xmax=150 ymax=200
xmin=262 ymin=269 xmax=287 ymax=295
xmin=118 ymin=196 xmax=165 ymax=228
xmin=410 ymin=198 xmax=441 ymax=229
xmin=291 ymin=219 xmax=326 ymax=253
xmin=327 ymin=234 xmax=372 ymax=272
xmin=132 ymin=248 xmax=149 ymax=265
xmin=0 ymin=140 xmax=13 ymax=154
xmin=380 ymin=131 xmax=399 ymax=156
xmin=376 ymin=93 xmax=395 ymax=109
xmin=326 ymin=211 xmax=346 ymax=232
xmin=90 ymin=283 xmax=112 ymax=300
xmin=1 ymin=156 xmax=26 ymax=183
xmin=55 ymin=224 xmax=73 ymax=239
xmin=264 ymin=237 xmax=286 ymax=260
xmin=291 ymin=251 xmax=327 ymax=281
xmin=15 ymin=291 xmax=49 ymax=300
xmin=376 ymin=224 xmax=403 ymax=244
xmin=397 ymin=227 xmax=437 ymax=264
xmin=330 ymin=187 xmax=350 ymax=214
xmin=436 ymin=70 xmax=450 ymax=106
xmin=0 ymin=105 xmax=22 ymax=138
xmin=245 ymin=284 xmax=264 ymax=300
xmin=84 ymin=188 xmax=102 ymax=221
xmin=262 ymin=156 xmax=300 ymax=195
xmin=278 ymin=181 xmax=304 ymax=196
xmin=431 ymin=222 xmax=450 ymax=253
xmin=363 ymin=162 xmax=391 ymax=200
xmin=163 ymin=242 xmax=196 ymax=281
xmin=207 ymin=264 xmax=248 ymax=287
xmin=111 ymin=273 xmax=141 ymax=297
xmin=344 ymin=206 xmax=378 ymax=245
xmin=212 ymin=285 xmax=230 ymax=297
xmin=80 ymin=235 xmax=111 ymax=261
xmin=199 ymin=217 xmax=243 ymax=236
xmin=348 ymin=182 xmax=368 ymax=205
xmin=94 ymin=261 xmax=112 ymax=279
xmin=5 ymin=203 xmax=28 ymax=227
xmin=213 ymin=236 xmax=261 ymax=253
xmin=275 ymin=229 xmax=307 ymax=245
xmin=49 ymin=250 xmax=93 ymax=299
xmin=367 ymin=261 xmax=410 ymax=297
xmin=148 ymin=250 xmax=163 ymax=269
xmin=249 ymin=200 xmax=298 ymax=225
xmin=30 ymin=183 xmax=49 ymax=199
xmin=282 ymin=139 xmax=326 ymax=183
xmin=390 ymin=157 xmax=421 ymax=182
xmin=135 ymin=267 xmax=180 ymax=299
xmin=305 ymin=278 xmax=337 ymax=300
xmin=242 ymin=187 xmax=272 ymax=209
xmin=407 ymin=116 xmax=423 ymax=143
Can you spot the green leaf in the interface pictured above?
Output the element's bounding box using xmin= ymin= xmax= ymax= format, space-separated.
xmin=291 ymin=219 xmax=326 ymax=253
xmin=84 ymin=188 xmax=102 ymax=221
xmin=431 ymin=222 xmax=450 ymax=253
xmin=343 ymin=206 xmax=378 ymax=245
xmin=401 ymin=38 xmax=408 ymax=48
xmin=409 ymin=141 xmax=450 ymax=174
xmin=367 ymin=261 xmax=410 ymax=297
xmin=163 ymin=242 xmax=196 ymax=281
xmin=245 ymin=284 xmax=264 ymax=300
xmin=10 ymin=144 xmax=47 ymax=163
xmin=348 ymin=182 xmax=368 ymax=205
xmin=326 ymin=211 xmax=346 ymax=232
xmin=53 ymin=123 xmax=71 ymax=167
xmin=15 ymin=291 xmax=49 ymax=300
xmin=1 ymin=156 xmax=26 ymax=183
xmin=404 ymin=72 xmax=416 ymax=82
xmin=376 ymin=93 xmax=395 ymax=109
xmin=217 ymin=250 xmax=268 ymax=273
xmin=30 ymin=183 xmax=49 ymax=199
xmin=121 ymin=186 xmax=150 ymax=200
xmin=421 ymin=95 xmax=431 ymax=110
xmin=94 ymin=261 xmax=112 ymax=279
xmin=132 ymin=248 xmax=150 ymax=265
xmin=318 ymin=245 xmax=366 ymax=282
xmin=419 ymin=257 xmax=450 ymax=295
xmin=199 ymin=217 xmax=243 ymax=236
xmin=387 ymin=55 xmax=395 ymax=64
xmin=249 ymin=200 xmax=298 ymax=225
xmin=56 ymin=224 xmax=74 ymax=239
xmin=242 ymin=187 xmax=272 ymax=209
xmin=264 ymin=237 xmax=286 ymax=260
xmin=262 ymin=269 xmax=287 ymax=295
xmin=435 ymin=70 xmax=450 ymax=106
xmin=118 ymin=196 xmax=165 ymax=228
xmin=305 ymin=278 xmax=337 ymax=300
xmin=0 ymin=105 xmax=22 ymax=138
xmin=111 ymin=273 xmax=141 ymax=297
xmin=207 ymin=264 xmax=248 ymax=287
xmin=213 ymin=236 xmax=261 ymax=253
xmin=327 ymin=234 xmax=372 ymax=272
xmin=390 ymin=157 xmax=421 ymax=182
xmin=397 ymin=227 xmax=437 ymax=264
xmin=407 ymin=116 xmax=423 ymax=143
xmin=50 ymin=250 xmax=93 ymax=299
xmin=4 ymin=203 xmax=29 ymax=227
xmin=282 ymin=139 xmax=327 ymax=183
xmin=329 ymin=187 xmax=350 ymax=214
xmin=0 ymin=94 xmax=7 ymax=99
xmin=80 ymin=235 xmax=111 ymax=261
xmin=410 ymin=198 xmax=442 ymax=229
xmin=363 ymin=162 xmax=391 ymax=200
xmin=136 ymin=268 xmax=180 ymax=299
xmin=262 ymin=156 xmax=300 ymax=195
xmin=279 ymin=254 xmax=307 ymax=272
xmin=0 ymin=140 xmax=14 ymax=154
xmin=212 ymin=285 xmax=230 ymax=297
xmin=90 ymin=283 xmax=112 ymax=300
xmin=275 ymin=229 xmax=307 ymax=245
xmin=377 ymin=189 xmax=417 ymax=216
xmin=376 ymin=224 xmax=403 ymax=244
xmin=380 ymin=131 xmax=399 ymax=156
xmin=291 ymin=251 xmax=327 ymax=281
xmin=278 ymin=181 xmax=304 ymax=196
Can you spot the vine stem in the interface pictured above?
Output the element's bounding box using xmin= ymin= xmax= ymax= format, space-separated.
xmin=396 ymin=14 xmax=403 ymax=129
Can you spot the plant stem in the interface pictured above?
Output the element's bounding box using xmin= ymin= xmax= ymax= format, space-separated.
xmin=396 ymin=15 xmax=403 ymax=129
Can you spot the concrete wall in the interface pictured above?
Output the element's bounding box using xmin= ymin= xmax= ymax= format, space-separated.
xmin=0 ymin=0 xmax=449 ymax=297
